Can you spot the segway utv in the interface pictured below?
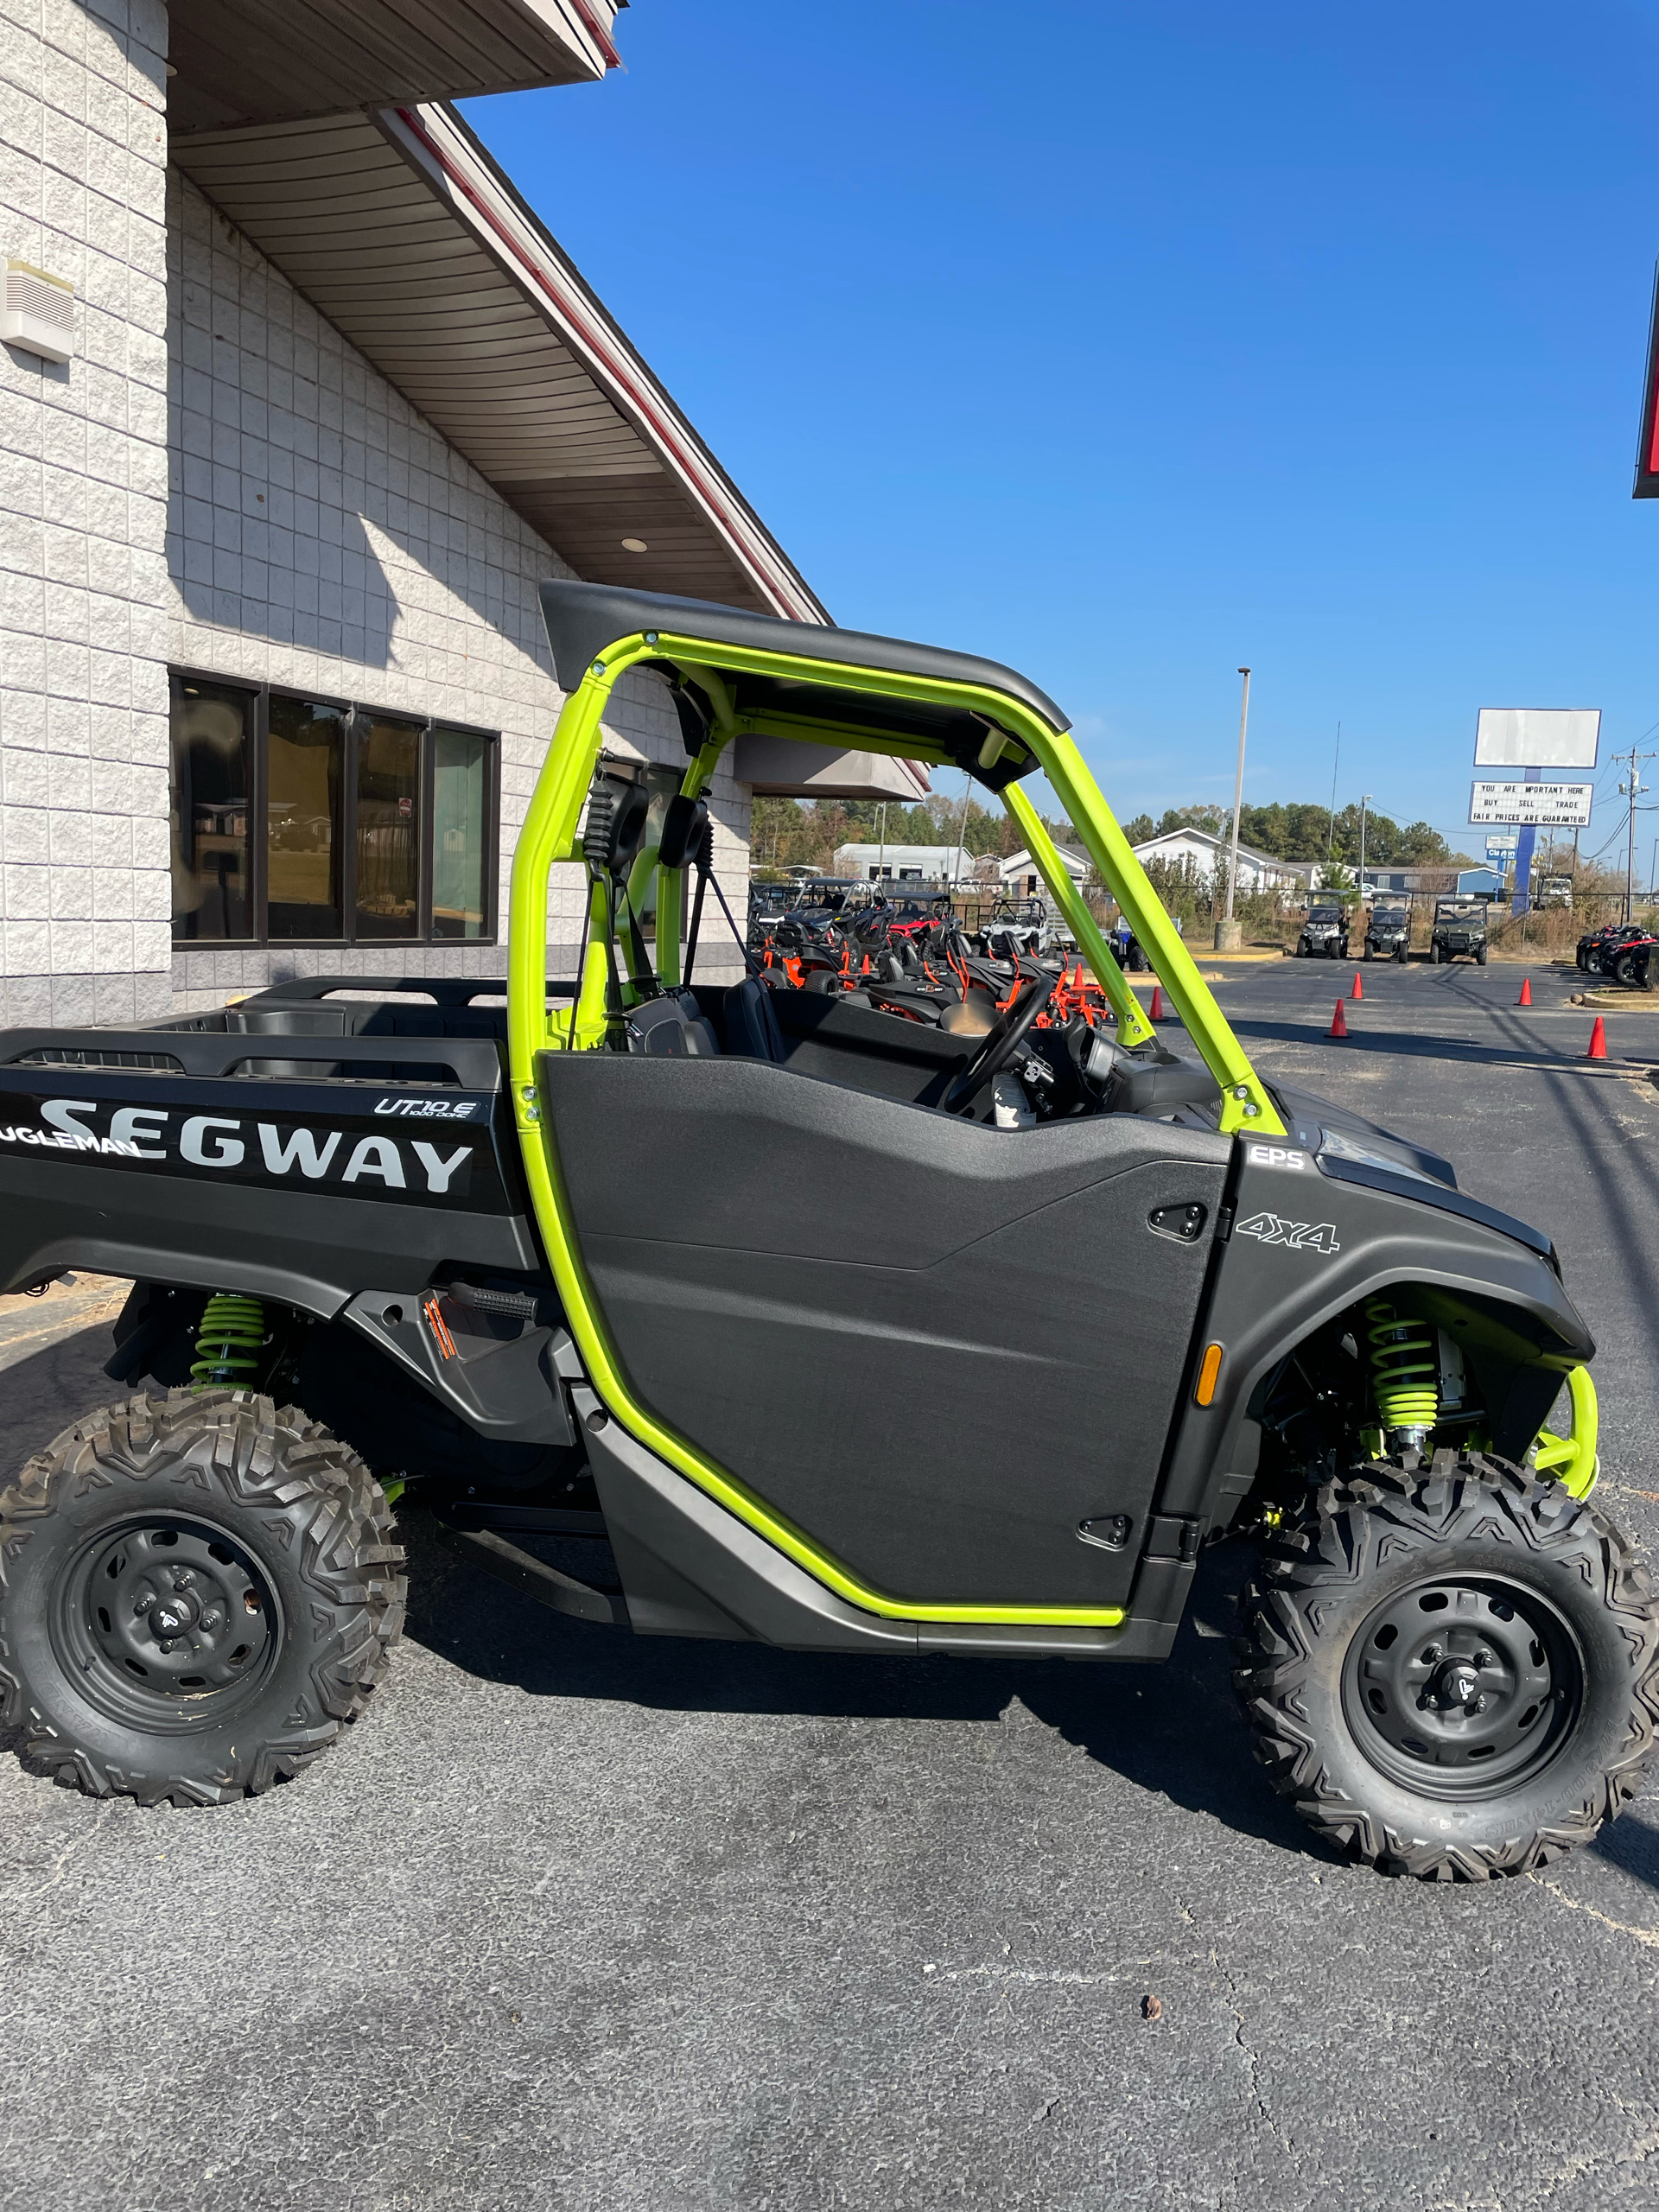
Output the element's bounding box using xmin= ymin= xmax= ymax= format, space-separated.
xmin=0 ymin=580 xmax=1647 ymax=1885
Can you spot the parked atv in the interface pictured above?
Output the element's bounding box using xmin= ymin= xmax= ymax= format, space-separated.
xmin=1609 ymin=931 xmax=1658 ymax=991
xmin=1575 ymin=923 xmax=1637 ymax=976
xmin=0 ymin=577 xmax=1646 ymax=1884
xmin=1364 ymin=897 xmax=1412 ymax=963
xmin=1578 ymin=923 xmax=1656 ymax=986
xmin=1296 ymin=903 xmax=1351 ymax=958
xmin=1430 ymin=898 xmax=1489 ymax=965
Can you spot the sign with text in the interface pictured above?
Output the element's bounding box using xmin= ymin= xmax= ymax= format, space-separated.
xmin=1484 ymin=834 xmax=1519 ymax=857
xmin=1470 ymin=781 xmax=1593 ymax=828
xmin=1474 ymin=709 xmax=1600 ymax=769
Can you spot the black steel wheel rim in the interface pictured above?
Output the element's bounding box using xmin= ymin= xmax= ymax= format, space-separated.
xmin=49 ymin=1514 xmax=283 ymax=1733
xmin=1341 ymin=1573 xmax=1583 ymax=1801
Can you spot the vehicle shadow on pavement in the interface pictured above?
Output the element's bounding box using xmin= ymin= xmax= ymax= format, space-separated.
xmin=405 ymin=1513 xmax=1323 ymax=1866
xmin=1228 ymin=1017 xmax=1625 ymax=1074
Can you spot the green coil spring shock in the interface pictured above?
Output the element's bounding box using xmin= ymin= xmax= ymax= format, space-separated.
xmin=191 ymin=1293 xmax=267 ymax=1392
xmin=1364 ymin=1299 xmax=1439 ymax=1446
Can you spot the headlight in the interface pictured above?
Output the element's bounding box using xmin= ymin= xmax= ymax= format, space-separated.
xmin=1318 ymin=1124 xmax=1440 ymax=1185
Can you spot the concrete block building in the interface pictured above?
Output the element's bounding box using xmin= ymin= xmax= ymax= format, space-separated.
xmin=1 ymin=0 xmax=916 ymax=1026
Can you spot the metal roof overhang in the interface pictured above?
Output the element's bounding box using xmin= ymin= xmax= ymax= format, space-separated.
xmin=171 ymin=102 xmax=926 ymax=797
xmin=167 ymin=0 xmax=626 ymax=135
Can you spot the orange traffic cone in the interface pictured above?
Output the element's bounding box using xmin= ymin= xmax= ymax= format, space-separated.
xmin=1329 ymin=998 xmax=1349 ymax=1039
xmin=1586 ymin=1015 xmax=1607 ymax=1061
xmin=1351 ymin=969 xmax=1363 ymax=1000
xmin=1517 ymin=977 xmax=1532 ymax=1006
xmin=1149 ymin=984 xmax=1165 ymax=1021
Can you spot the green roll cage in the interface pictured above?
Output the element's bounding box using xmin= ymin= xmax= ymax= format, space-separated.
xmin=499 ymin=625 xmax=1287 ymax=1630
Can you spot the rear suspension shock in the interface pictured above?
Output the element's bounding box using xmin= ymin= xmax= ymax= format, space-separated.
xmin=1364 ymin=1299 xmax=1440 ymax=1448
xmin=191 ymin=1293 xmax=267 ymax=1391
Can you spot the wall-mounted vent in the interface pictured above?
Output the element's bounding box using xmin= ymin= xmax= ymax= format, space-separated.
xmin=3 ymin=259 xmax=74 ymax=363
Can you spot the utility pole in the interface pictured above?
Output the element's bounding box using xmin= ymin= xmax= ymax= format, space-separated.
xmin=876 ymin=799 xmax=888 ymax=889
xmin=1357 ymin=792 xmax=1371 ymax=893
xmin=1616 ymin=751 xmax=1656 ymax=920
xmin=1218 ymin=667 xmax=1250 ymax=949
xmin=1326 ymin=721 xmax=1341 ymax=867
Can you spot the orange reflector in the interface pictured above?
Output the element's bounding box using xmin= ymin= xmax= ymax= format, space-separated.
xmin=1195 ymin=1343 xmax=1224 ymax=1406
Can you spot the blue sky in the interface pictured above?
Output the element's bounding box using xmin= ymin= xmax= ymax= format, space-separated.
xmin=466 ymin=2 xmax=1659 ymax=859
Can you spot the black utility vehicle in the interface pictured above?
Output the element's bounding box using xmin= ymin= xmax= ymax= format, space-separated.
xmin=1296 ymin=903 xmax=1351 ymax=959
xmin=0 ymin=580 xmax=1644 ymax=1885
xmin=1364 ymin=898 xmax=1412 ymax=963
xmin=1430 ymin=898 xmax=1489 ymax=965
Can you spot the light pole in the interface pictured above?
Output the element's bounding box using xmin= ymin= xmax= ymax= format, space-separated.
xmin=1218 ymin=666 xmax=1250 ymax=949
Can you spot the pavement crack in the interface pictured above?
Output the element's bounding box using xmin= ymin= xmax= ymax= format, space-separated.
xmin=1210 ymin=1943 xmax=1292 ymax=2170
xmin=1525 ymin=1872 xmax=1659 ymax=1949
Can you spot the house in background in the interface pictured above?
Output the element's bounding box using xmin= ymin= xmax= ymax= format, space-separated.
xmin=834 ymin=842 xmax=973 ymax=884
xmin=2 ymin=0 xmax=916 ymax=1024
xmin=1128 ymin=824 xmax=1313 ymax=896
xmin=999 ymin=844 xmax=1086 ymax=897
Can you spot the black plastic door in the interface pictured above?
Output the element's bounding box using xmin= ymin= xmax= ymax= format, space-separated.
xmin=541 ymin=1054 xmax=1230 ymax=1609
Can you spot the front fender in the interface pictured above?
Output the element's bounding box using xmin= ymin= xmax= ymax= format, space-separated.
xmin=1157 ymin=1147 xmax=1592 ymax=1524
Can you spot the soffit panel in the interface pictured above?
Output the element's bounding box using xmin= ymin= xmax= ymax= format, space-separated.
xmin=171 ymin=105 xmax=817 ymax=619
xmin=168 ymin=0 xmax=619 ymax=134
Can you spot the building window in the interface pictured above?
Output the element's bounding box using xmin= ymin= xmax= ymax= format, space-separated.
xmin=169 ymin=675 xmax=499 ymax=946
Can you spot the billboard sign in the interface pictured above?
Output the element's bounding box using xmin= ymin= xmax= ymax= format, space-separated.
xmin=1484 ymin=833 xmax=1519 ymax=858
xmin=1470 ymin=781 xmax=1593 ymax=827
xmin=1474 ymin=709 xmax=1600 ymax=768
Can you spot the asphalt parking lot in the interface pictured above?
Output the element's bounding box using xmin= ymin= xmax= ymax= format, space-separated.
xmin=5 ymin=956 xmax=1659 ymax=2212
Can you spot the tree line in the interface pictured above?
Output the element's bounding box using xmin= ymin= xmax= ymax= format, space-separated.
xmin=751 ymin=794 xmax=1468 ymax=877
xmin=1120 ymin=801 xmax=1465 ymax=867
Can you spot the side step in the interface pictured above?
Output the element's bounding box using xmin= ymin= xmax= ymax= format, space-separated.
xmin=435 ymin=1521 xmax=628 ymax=1627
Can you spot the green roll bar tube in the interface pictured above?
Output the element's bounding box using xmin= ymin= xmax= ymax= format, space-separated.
xmin=505 ymin=628 xmax=1286 ymax=1626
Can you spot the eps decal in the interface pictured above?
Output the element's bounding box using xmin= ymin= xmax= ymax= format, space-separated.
xmin=1247 ymin=1144 xmax=1307 ymax=1172
xmin=1234 ymin=1210 xmax=1341 ymax=1256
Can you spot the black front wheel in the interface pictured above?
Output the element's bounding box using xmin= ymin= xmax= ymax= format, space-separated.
xmin=0 ymin=1392 xmax=405 ymax=1805
xmin=1234 ymin=1456 xmax=1659 ymax=1878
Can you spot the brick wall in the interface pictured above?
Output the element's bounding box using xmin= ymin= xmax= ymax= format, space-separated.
xmin=0 ymin=0 xmax=172 ymax=1027
xmin=164 ymin=169 xmax=752 ymax=1010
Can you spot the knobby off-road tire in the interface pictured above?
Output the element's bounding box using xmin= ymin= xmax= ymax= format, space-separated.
xmin=0 ymin=1391 xmax=406 ymax=1806
xmin=1233 ymin=1454 xmax=1659 ymax=1879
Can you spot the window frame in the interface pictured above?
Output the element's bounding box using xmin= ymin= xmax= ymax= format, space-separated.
xmin=168 ymin=667 xmax=501 ymax=949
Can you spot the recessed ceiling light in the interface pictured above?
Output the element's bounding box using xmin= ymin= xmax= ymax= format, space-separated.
xmin=620 ymin=537 xmax=648 ymax=553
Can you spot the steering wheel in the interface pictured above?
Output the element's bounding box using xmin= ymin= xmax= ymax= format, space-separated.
xmin=939 ymin=967 xmax=1061 ymax=1113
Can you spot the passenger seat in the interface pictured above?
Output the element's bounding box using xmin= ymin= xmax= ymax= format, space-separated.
xmin=721 ymin=976 xmax=787 ymax=1063
xmin=623 ymin=990 xmax=720 ymax=1057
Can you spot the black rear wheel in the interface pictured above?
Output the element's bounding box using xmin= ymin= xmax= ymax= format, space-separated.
xmin=0 ymin=1392 xmax=405 ymax=1805
xmin=1233 ymin=1455 xmax=1659 ymax=1878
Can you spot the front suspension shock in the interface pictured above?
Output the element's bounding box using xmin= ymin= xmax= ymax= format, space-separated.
xmin=1365 ymin=1300 xmax=1439 ymax=1446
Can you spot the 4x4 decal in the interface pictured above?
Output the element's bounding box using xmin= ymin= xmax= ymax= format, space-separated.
xmin=1235 ymin=1210 xmax=1341 ymax=1256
